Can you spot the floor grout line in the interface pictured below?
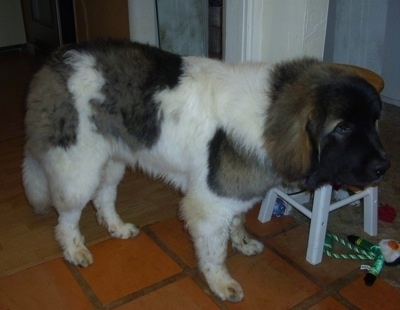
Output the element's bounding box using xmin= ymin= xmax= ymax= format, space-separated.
xmin=290 ymin=268 xmax=362 ymax=309
xmin=144 ymin=225 xmax=231 ymax=308
xmin=105 ymin=272 xmax=188 ymax=309
xmin=143 ymin=225 xmax=192 ymax=271
xmin=63 ymin=260 xmax=105 ymax=309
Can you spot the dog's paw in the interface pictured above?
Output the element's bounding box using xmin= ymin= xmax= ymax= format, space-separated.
xmin=109 ymin=222 xmax=139 ymax=239
xmin=202 ymin=266 xmax=244 ymax=302
xmin=232 ymin=237 xmax=264 ymax=256
xmin=64 ymin=246 xmax=93 ymax=268
xmin=210 ymin=277 xmax=244 ymax=302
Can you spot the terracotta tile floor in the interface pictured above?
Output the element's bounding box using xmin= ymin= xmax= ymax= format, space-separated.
xmin=1 ymin=204 xmax=400 ymax=309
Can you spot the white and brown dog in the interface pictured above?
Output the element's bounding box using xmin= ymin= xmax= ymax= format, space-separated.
xmin=23 ymin=39 xmax=390 ymax=302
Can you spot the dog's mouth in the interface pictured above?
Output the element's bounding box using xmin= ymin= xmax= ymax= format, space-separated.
xmin=369 ymin=176 xmax=385 ymax=186
xmin=335 ymin=158 xmax=391 ymax=188
xmin=339 ymin=175 xmax=385 ymax=189
xmin=325 ymin=171 xmax=386 ymax=190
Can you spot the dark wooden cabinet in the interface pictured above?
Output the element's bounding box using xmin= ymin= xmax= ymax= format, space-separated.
xmin=21 ymin=0 xmax=129 ymax=54
xmin=73 ymin=0 xmax=129 ymax=42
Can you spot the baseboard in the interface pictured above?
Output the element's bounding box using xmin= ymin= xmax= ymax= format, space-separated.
xmin=382 ymin=95 xmax=400 ymax=107
xmin=0 ymin=44 xmax=26 ymax=53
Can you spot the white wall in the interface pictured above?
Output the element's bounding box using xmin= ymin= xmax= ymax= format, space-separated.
xmin=324 ymin=0 xmax=400 ymax=106
xmin=224 ymin=0 xmax=329 ymax=64
xmin=128 ymin=0 xmax=158 ymax=46
xmin=324 ymin=0 xmax=388 ymax=74
xmin=261 ymin=0 xmax=329 ymax=63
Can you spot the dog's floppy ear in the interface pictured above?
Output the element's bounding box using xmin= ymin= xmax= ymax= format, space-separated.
xmin=303 ymin=118 xmax=323 ymax=188
xmin=264 ymin=88 xmax=321 ymax=184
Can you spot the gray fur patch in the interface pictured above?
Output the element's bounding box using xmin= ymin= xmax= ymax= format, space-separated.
xmin=79 ymin=40 xmax=183 ymax=148
xmin=207 ymin=129 xmax=277 ymax=201
xmin=25 ymin=64 xmax=78 ymax=153
xmin=26 ymin=39 xmax=184 ymax=153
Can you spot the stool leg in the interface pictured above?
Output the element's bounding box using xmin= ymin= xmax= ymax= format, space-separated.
xmin=306 ymin=185 xmax=332 ymax=265
xmin=363 ymin=186 xmax=378 ymax=236
xmin=258 ymin=189 xmax=278 ymax=223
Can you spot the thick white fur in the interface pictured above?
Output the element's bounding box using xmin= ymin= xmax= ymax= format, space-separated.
xmin=23 ymin=54 xmax=271 ymax=302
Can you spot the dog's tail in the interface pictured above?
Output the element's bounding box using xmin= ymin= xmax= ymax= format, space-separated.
xmin=22 ymin=152 xmax=52 ymax=214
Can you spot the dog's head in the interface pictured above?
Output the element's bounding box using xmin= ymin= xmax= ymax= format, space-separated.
xmin=265 ymin=58 xmax=390 ymax=189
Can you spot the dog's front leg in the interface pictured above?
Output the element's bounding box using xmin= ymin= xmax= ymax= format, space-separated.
xmin=191 ymin=218 xmax=244 ymax=302
xmin=181 ymin=195 xmax=244 ymax=302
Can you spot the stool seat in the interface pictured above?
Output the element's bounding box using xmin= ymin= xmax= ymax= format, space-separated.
xmin=335 ymin=63 xmax=384 ymax=92
xmin=258 ymin=64 xmax=383 ymax=265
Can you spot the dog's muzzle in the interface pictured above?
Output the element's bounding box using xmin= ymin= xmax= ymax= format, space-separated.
xmin=371 ymin=156 xmax=391 ymax=181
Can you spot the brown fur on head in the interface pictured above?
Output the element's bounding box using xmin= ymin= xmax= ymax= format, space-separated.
xmin=264 ymin=86 xmax=321 ymax=185
xmin=264 ymin=58 xmax=323 ymax=185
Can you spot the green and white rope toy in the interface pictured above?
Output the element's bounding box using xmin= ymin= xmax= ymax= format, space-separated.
xmin=324 ymin=234 xmax=400 ymax=286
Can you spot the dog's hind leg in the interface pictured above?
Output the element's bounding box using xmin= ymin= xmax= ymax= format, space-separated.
xmin=181 ymin=193 xmax=244 ymax=302
xmin=56 ymin=207 xmax=93 ymax=267
xmin=230 ymin=213 xmax=264 ymax=256
xmin=93 ymin=159 xmax=139 ymax=239
xmin=48 ymin=150 xmax=108 ymax=267
xmin=53 ymin=187 xmax=96 ymax=267
xmin=22 ymin=152 xmax=51 ymax=214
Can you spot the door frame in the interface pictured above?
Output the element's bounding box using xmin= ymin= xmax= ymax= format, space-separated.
xmin=128 ymin=0 xmax=264 ymax=62
xmin=223 ymin=0 xmax=264 ymax=63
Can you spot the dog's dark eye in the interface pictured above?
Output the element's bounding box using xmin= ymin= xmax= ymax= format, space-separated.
xmin=335 ymin=122 xmax=352 ymax=134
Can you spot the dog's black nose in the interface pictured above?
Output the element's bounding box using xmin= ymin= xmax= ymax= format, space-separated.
xmin=373 ymin=159 xmax=391 ymax=177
